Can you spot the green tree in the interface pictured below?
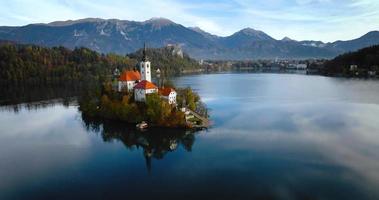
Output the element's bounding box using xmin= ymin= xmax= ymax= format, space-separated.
xmin=146 ymin=93 xmax=171 ymax=124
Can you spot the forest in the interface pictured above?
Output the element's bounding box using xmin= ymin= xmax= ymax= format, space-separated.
xmin=323 ymin=45 xmax=379 ymax=76
xmin=0 ymin=42 xmax=202 ymax=85
xmin=127 ymin=45 xmax=202 ymax=75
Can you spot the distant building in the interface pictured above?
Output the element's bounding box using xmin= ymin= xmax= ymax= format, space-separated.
xmin=167 ymin=44 xmax=183 ymax=58
xmin=159 ymin=87 xmax=177 ymax=104
xmin=296 ymin=64 xmax=307 ymax=70
xmin=134 ymin=80 xmax=158 ymax=102
xmin=287 ymin=63 xmax=307 ymax=70
xmin=118 ymin=70 xmax=141 ymax=92
xmin=113 ymin=68 xmax=120 ymax=77
xmin=368 ymin=71 xmax=376 ymax=76
xmin=350 ymin=65 xmax=358 ymax=71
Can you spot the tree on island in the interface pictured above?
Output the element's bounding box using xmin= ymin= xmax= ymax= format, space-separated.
xmin=78 ymin=81 xmax=206 ymax=128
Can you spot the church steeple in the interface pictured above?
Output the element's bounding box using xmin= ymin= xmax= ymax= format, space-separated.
xmin=144 ymin=149 xmax=152 ymax=174
xmin=142 ymin=42 xmax=148 ymax=62
xmin=140 ymin=43 xmax=152 ymax=82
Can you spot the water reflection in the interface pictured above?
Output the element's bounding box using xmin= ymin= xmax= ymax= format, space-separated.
xmin=0 ymin=98 xmax=75 ymax=113
xmin=2 ymin=73 xmax=379 ymax=199
xmin=0 ymin=84 xmax=83 ymax=105
xmin=81 ymin=114 xmax=198 ymax=172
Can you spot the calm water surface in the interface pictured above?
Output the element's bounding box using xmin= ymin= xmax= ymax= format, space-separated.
xmin=1 ymin=73 xmax=379 ymax=199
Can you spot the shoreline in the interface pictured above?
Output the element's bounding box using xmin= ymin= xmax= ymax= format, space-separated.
xmin=81 ymin=113 xmax=209 ymax=131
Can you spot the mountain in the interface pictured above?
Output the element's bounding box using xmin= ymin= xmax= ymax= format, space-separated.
xmin=220 ymin=28 xmax=275 ymax=48
xmin=281 ymin=37 xmax=295 ymax=42
xmin=188 ymin=26 xmax=218 ymax=40
xmin=300 ymin=40 xmax=327 ymax=48
xmin=328 ymin=31 xmax=379 ymax=52
xmin=0 ymin=18 xmax=214 ymax=56
xmin=299 ymin=32 xmax=379 ymax=51
xmin=1 ymin=18 xmax=379 ymax=60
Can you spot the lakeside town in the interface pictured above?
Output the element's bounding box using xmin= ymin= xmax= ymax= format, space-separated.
xmin=129 ymin=42 xmax=379 ymax=78
xmin=200 ymin=57 xmax=378 ymax=78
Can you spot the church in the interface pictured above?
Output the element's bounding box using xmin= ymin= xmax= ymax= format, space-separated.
xmin=117 ymin=44 xmax=177 ymax=104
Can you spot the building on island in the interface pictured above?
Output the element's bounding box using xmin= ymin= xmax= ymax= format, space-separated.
xmin=140 ymin=43 xmax=152 ymax=82
xmin=134 ymin=80 xmax=158 ymax=102
xmin=159 ymin=87 xmax=177 ymax=105
xmin=118 ymin=70 xmax=141 ymax=92
xmin=117 ymin=43 xmax=177 ymax=104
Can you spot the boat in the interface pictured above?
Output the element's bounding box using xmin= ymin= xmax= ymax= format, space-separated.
xmin=136 ymin=121 xmax=148 ymax=130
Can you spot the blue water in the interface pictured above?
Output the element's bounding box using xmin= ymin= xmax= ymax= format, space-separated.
xmin=1 ymin=73 xmax=379 ymax=199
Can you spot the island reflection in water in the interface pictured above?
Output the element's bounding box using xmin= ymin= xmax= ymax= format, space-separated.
xmin=1 ymin=73 xmax=379 ymax=199
xmin=81 ymin=114 xmax=198 ymax=173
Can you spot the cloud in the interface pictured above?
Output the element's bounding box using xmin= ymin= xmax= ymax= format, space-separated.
xmin=0 ymin=105 xmax=92 ymax=146
xmin=198 ymin=102 xmax=379 ymax=190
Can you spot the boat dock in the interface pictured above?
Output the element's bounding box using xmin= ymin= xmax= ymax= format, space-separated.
xmin=182 ymin=107 xmax=210 ymax=129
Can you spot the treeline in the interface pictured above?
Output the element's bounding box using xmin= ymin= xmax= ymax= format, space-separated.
xmin=128 ymin=46 xmax=201 ymax=75
xmin=0 ymin=43 xmax=136 ymax=85
xmin=0 ymin=43 xmax=203 ymax=86
xmin=324 ymin=45 xmax=379 ymax=76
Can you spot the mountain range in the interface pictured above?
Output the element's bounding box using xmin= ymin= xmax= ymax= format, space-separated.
xmin=1 ymin=17 xmax=379 ymax=60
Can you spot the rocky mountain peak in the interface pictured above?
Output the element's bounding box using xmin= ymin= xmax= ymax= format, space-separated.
xmin=233 ymin=28 xmax=274 ymax=40
xmin=144 ymin=17 xmax=175 ymax=27
xmin=282 ymin=37 xmax=295 ymax=42
xmin=46 ymin=18 xmax=106 ymax=26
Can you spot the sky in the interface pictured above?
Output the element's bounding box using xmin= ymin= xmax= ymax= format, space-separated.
xmin=0 ymin=0 xmax=378 ymax=42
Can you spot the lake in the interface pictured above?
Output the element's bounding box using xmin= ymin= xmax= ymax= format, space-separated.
xmin=1 ymin=73 xmax=379 ymax=200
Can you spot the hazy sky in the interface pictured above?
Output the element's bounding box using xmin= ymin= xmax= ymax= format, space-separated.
xmin=0 ymin=0 xmax=378 ymax=42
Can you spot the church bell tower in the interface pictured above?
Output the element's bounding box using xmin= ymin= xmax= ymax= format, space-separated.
xmin=140 ymin=43 xmax=151 ymax=82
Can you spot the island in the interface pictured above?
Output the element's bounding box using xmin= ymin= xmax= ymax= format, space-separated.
xmin=79 ymin=44 xmax=209 ymax=129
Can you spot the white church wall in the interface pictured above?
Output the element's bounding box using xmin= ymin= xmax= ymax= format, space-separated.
xmin=140 ymin=61 xmax=152 ymax=82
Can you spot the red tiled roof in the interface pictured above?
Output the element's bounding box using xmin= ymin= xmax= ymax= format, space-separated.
xmin=134 ymin=80 xmax=158 ymax=90
xmin=119 ymin=70 xmax=141 ymax=81
xmin=158 ymin=87 xmax=176 ymax=96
